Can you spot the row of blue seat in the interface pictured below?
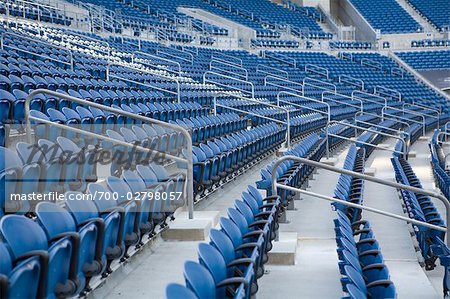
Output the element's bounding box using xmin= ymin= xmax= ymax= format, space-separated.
xmin=429 ymin=130 xmax=450 ymax=200
xmin=165 ymin=185 xmax=282 ymax=298
xmin=0 ymin=162 xmax=184 ymax=298
xmin=332 ymin=145 xmax=396 ymax=298
xmin=192 ymin=123 xmax=284 ymax=198
xmin=391 ymin=156 xmax=445 ymax=270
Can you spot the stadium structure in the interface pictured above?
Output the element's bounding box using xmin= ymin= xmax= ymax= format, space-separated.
xmin=0 ymin=0 xmax=449 ymax=298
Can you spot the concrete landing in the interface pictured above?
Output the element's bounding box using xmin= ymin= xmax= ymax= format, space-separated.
xmin=320 ymin=157 xmax=339 ymax=166
xmin=162 ymin=217 xmax=214 ymax=241
xmin=365 ymin=167 xmax=376 ymax=176
xmin=268 ymin=232 xmax=298 ymax=265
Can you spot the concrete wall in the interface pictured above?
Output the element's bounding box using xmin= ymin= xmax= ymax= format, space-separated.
xmin=334 ymin=0 xmax=376 ymax=41
xmin=290 ymin=0 xmax=331 ymax=12
xmin=178 ymin=7 xmax=255 ymax=49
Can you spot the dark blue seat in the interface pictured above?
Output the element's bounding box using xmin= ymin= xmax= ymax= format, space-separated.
xmin=184 ymin=261 xmax=246 ymax=299
xmin=0 ymin=242 xmax=41 ymax=299
xmin=35 ymin=202 xmax=105 ymax=292
xmin=165 ymin=283 xmax=197 ymax=299
xmin=0 ymin=215 xmax=81 ymax=298
xmin=64 ymin=192 xmax=125 ymax=275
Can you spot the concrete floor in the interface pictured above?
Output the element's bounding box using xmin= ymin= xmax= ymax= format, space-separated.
xmin=90 ymin=136 xmax=445 ymax=299
xmin=363 ymin=137 xmax=439 ymax=298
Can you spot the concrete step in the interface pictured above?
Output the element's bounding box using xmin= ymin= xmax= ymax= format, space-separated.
xmin=162 ymin=211 xmax=219 ymax=241
xmin=268 ymin=232 xmax=298 ymax=265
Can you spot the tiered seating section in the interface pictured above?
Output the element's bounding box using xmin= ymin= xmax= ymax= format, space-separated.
xmin=350 ymin=0 xmax=422 ymax=34
xmin=406 ymin=0 xmax=450 ymax=31
xmin=396 ymin=50 xmax=450 ymax=70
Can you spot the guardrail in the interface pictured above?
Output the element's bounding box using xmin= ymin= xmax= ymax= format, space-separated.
xmin=322 ymin=91 xmax=363 ymax=113
xmin=213 ymin=92 xmax=291 ymax=148
xmin=270 ymin=156 xmax=449 ymax=246
xmin=264 ymin=75 xmax=303 ymax=94
xmin=257 ymin=64 xmax=289 ymax=79
xmin=209 ymin=59 xmax=248 ymax=81
xmin=106 ymin=62 xmax=181 ymax=103
xmin=352 ymin=90 xmax=388 ymax=107
xmin=203 ymin=71 xmax=255 ymax=98
xmin=303 ymin=77 xmax=336 ymax=93
xmin=375 ymin=86 xmax=402 ymax=102
xmin=325 ymin=120 xmax=408 ymax=159
xmin=132 ymin=51 xmax=182 ymax=75
xmin=382 ymin=106 xmax=426 ymax=136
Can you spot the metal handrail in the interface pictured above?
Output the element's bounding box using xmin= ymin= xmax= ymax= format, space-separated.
xmin=265 ymin=75 xmax=303 ymax=94
xmin=211 ymin=53 xmax=242 ymax=67
xmin=270 ymin=156 xmax=450 ymax=247
xmin=263 ymin=51 xmax=297 ymax=68
xmin=355 ymin=111 xmax=412 ymax=134
xmin=209 ymin=59 xmax=248 ymax=80
xmin=213 ymin=92 xmax=291 ymax=148
xmin=325 ymin=120 xmax=408 ymax=159
xmin=257 ymin=64 xmax=289 ymax=79
xmin=157 ymin=47 xmax=194 ymax=64
xmin=322 ymin=91 xmax=363 ymax=113
xmin=382 ymin=106 xmax=426 ymax=136
xmin=305 ymin=64 xmax=329 ymax=79
xmin=1 ymin=32 xmax=74 ymax=70
xmin=277 ymin=91 xmax=331 ymax=123
xmin=352 ymin=90 xmax=387 ymax=107
xmin=303 ymin=77 xmax=337 ymax=93
xmin=361 ymin=58 xmax=382 ymax=71
xmin=25 ymin=89 xmax=195 ymax=219
xmin=412 ymin=102 xmax=442 ymax=115
xmin=204 ymin=71 xmax=255 ymax=98
xmin=132 ymin=51 xmax=182 ymax=75
xmin=375 ymin=86 xmax=402 ymax=102
xmin=404 ymin=103 xmax=440 ymax=129
xmin=106 ymin=62 xmax=181 ymax=103
xmin=61 ymin=31 xmax=111 ymax=57
xmin=339 ymin=75 xmax=364 ymax=90
xmin=355 ymin=119 xmax=410 ymax=139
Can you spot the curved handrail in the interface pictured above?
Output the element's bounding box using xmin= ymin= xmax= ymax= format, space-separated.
xmin=203 ymin=71 xmax=255 ymax=98
xmin=132 ymin=51 xmax=182 ymax=75
xmin=265 ymin=75 xmax=303 ymax=94
xmin=322 ymin=91 xmax=363 ymax=113
xmin=325 ymin=120 xmax=408 ymax=159
xmin=213 ymin=92 xmax=291 ymax=148
xmin=303 ymin=77 xmax=336 ymax=93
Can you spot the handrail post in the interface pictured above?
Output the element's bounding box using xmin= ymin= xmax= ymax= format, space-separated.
xmin=270 ymin=156 xmax=450 ymax=247
xmin=25 ymin=89 xmax=195 ymax=219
